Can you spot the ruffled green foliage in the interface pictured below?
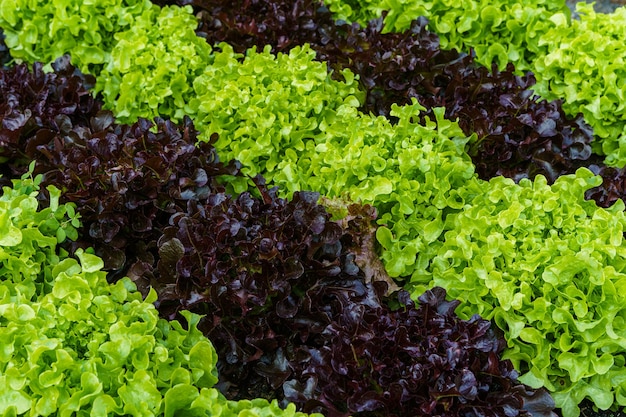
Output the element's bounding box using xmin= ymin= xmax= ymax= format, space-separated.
xmin=97 ymin=41 xmax=365 ymax=194
xmin=321 ymin=0 xmax=569 ymax=71
xmin=0 ymin=175 xmax=216 ymax=416
xmin=0 ymin=174 xmax=315 ymax=417
xmin=0 ymin=0 xmax=153 ymax=73
xmin=98 ymin=5 xmax=213 ymax=121
xmin=224 ymin=400 xmax=314 ymax=417
xmin=533 ymin=3 xmax=626 ymax=167
xmin=401 ymin=168 xmax=626 ymax=417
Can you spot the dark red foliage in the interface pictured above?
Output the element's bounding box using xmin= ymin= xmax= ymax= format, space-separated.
xmin=0 ymin=56 xmax=100 ymax=184
xmin=425 ymin=60 xmax=597 ymax=184
xmin=585 ymin=164 xmax=626 ymax=209
xmin=150 ymin=0 xmax=599 ymax=189
xmin=0 ymin=30 xmax=11 ymax=69
xmin=158 ymin=189 xmax=372 ymax=401
xmin=0 ymin=57 xmax=240 ymax=280
xmin=286 ymin=287 xmax=557 ymax=417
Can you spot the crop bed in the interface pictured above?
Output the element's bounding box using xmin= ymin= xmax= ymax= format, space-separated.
xmin=2 ymin=1 xmax=626 ymax=416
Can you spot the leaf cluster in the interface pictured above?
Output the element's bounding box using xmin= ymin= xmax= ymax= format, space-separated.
xmin=0 ymin=0 xmax=153 ymax=73
xmin=0 ymin=56 xmax=99 ymax=184
xmin=96 ymin=5 xmax=213 ymax=123
xmin=287 ymin=286 xmax=557 ymax=417
xmin=154 ymin=191 xmax=382 ymax=408
xmin=403 ymin=169 xmax=626 ymax=417
xmin=435 ymin=60 xmax=594 ymax=185
xmin=321 ymin=0 xmax=626 ymax=169
xmin=0 ymin=57 xmax=241 ymax=281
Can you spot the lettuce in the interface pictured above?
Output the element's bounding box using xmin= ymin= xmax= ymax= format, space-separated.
xmin=401 ymin=168 xmax=626 ymax=417
xmin=95 ymin=39 xmax=365 ymax=194
xmin=533 ymin=3 xmax=626 ymax=167
xmin=98 ymin=5 xmax=213 ymax=122
xmin=0 ymin=0 xmax=153 ymax=73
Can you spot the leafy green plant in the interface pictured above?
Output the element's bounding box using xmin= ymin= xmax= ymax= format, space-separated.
xmin=288 ymin=286 xmax=557 ymax=417
xmin=0 ymin=0 xmax=153 ymax=73
xmin=395 ymin=168 xmax=626 ymax=417
xmin=97 ymin=5 xmax=213 ymax=122
xmin=532 ymin=3 xmax=626 ymax=167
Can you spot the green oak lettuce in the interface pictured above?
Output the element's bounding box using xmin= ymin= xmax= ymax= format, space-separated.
xmin=403 ymin=168 xmax=626 ymax=417
xmin=533 ymin=3 xmax=626 ymax=167
xmin=0 ymin=2 xmax=212 ymax=123
xmin=0 ymin=0 xmax=153 ymax=73
xmin=98 ymin=5 xmax=213 ymax=122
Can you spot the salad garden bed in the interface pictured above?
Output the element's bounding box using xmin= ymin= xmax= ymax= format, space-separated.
xmin=2 ymin=0 xmax=626 ymax=416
